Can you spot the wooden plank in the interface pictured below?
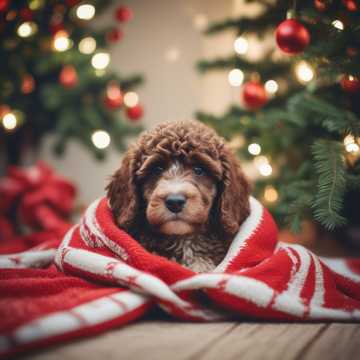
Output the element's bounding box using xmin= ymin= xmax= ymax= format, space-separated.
xmin=192 ymin=323 xmax=329 ymax=360
xmin=22 ymin=320 xmax=236 ymax=360
xmin=302 ymin=323 xmax=360 ymax=360
xmin=20 ymin=321 xmax=360 ymax=360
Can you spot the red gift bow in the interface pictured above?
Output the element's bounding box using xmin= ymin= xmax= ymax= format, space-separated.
xmin=0 ymin=162 xmax=76 ymax=253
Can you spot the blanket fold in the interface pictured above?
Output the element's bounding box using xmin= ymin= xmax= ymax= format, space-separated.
xmin=1 ymin=196 xmax=360 ymax=358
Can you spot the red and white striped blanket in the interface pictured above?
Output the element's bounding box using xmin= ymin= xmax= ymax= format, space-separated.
xmin=1 ymin=196 xmax=360 ymax=358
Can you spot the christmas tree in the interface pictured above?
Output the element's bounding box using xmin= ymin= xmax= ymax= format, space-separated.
xmin=0 ymin=0 xmax=144 ymax=165
xmin=197 ymin=0 xmax=360 ymax=243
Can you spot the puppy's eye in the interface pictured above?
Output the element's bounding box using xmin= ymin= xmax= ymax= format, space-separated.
xmin=152 ymin=166 xmax=164 ymax=175
xmin=193 ymin=166 xmax=205 ymax=176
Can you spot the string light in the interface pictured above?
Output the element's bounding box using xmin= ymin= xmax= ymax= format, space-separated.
xmin=248 ymin=143 xmax=261 ymax=155
xmin=228 ymin=135 xmax=245 ymax=150
xmin=91 ymin=130 xmax=111 ymax=149
xmin=76 ymin=4 xmax=96 ymax=20
xmin=234 ymin=37 xmax=248 ymax=55
xmin=265 ymin=80 xmax=279 ymax=94
xmin=29 ymin=0 xmax=44 ymax=10
xmin=332 ymin=20 xmax=344 ymax=31
xmin=124 ymin=92 xmax=139 ymax=107
xmin=78 ymin=37 xmax=96 ymax=54
xmin=254 ymin=156 xmax=273 ymax=176
xmin=2 ymin=112 xmax=18 ymax=131
xmin=295 ymin=61 xmax=314 ymax=83
xmin=106 ymin=83 xmax=122 ymax=100
xmin=228 ymin=69 xmax=244 ymax=87
xmin=344 ymin=134 xmax=360 ymax=153
xmin=346 ymin=143 xmax=360 ymax=153
xmin=259 ymin=163 xmax=273 ymax=176
xmin=17 ymin=22 xmax=38 ymax=38
xmin=344 ymin=134 xmax=355 ymax=145
xmin=91 ymin=52 xmax=110 ymax=70
xmin=264 ymin=186 xmax=279 ymax=203
xmin=53 ymin=31 xmax=71 ymax=52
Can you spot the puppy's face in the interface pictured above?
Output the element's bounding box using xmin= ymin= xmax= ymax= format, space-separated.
xmin=137 ymin=155 xmax=221 ymax=236
xmin=107 ymin=121 xmax=251 ymax=242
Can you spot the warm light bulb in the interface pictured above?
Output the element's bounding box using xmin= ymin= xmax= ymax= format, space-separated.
xmin=228 ymin=136 xmax=245 ymax=150
xmin=2 ymin=112 xmax=17 ymax=130
xmin=248 ymin=143 xmax=261 ymax=155
xmin=29 ymin=0 xmax=44 ymax=10
xmin=344 ymin=134 xmax=355 ymax=146
xmin=254 ymin=155 xmax=268 ymax=166
xmin=124 ymin=92 xmax=139 ymax=107
xmin=264 ymin=186 xmax=278 ymax=203
xmin=254 ymin=156 xmax=272 ymax=176
xmin=234 ymin=37 xmax=248 ymax=55
xmin=295 ymin=61 xmax=314 ymax=83
xmin=106 ymin=83 xmax=122 ymax=100
xmin=228 ymin=69 xmax=244 ymax=87
xmin=265 ymin=80 xmax=279 ymax=94
xmin=53 ymin=31 xmax=71 ymax=52
xmin=346 ymin=143 xmax=360 ymax=153
xmin=91 ymin=52 xmax=110 ymax=70
xmin=17 ymin=22 xmax=37 ymax=38
xmin=78 ymin=37 xmax=96 ymax=54
xmin=332 ymin=20 xmax=344 ymax=30
xmin=91 ymin=130 xmax=110 ymax=149
xmin=259 ymin=163 xmax=273 ymax=177
xmin=344 ymin=135 xmax=359 ymax=153
xmin=76 ymin=4 xmax=96 ymax=20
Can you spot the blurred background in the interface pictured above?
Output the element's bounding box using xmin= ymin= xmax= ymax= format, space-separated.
xmin=1 ymin=0 xmax=360 ymax=255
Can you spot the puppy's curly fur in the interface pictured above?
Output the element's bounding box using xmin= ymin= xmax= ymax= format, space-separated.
xmin=107 ymin=120 xmax=250 ymax=272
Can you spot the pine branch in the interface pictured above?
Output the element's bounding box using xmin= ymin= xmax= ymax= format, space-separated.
xmin=205 ymin=2 xmax=286 ymax=35
xmin=288 ymin=92 xmax=360 ymax=136
xmin=311 ymin=140 xmax=347 ymax=230
xmin=196 ymin=55 xmax=291 ymax=79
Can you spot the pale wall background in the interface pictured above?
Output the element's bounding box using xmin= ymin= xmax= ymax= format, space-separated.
xmin=40 ymin=0 xmax=241 ymax=204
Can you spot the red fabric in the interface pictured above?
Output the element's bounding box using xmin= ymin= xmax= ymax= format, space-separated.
xmin=1 ymin=196 xmax=360 ymax=359
xmin=0 ymin=161 xmax=75 ymax=244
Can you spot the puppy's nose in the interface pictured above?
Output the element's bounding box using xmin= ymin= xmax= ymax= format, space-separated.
xmin=165 ymin=194 xmax=186 ymax=213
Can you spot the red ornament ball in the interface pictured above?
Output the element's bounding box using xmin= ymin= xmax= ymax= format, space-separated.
xmin=342 ymin=0 xmax=358 ymax=11
xmin=314 ymin=0 xmax=330 ymax=11
xmin=340 ymin=75 xmax=360 ymax=93
xmin=59 ymin=65 xmax=78 ymax=88
xmin=0 ymin=0 xmax=9 ymax=12
xmin=20 ymin=7 xmax=34 ymax=21
xmin=115 ymin=6 xmax=133 ymax=22
xmin=104 ymin=83 xmax=123 ymax=109
xmin=242 ymin=81 xmax=268 ymax=110
xmin=126 ymin=104 xmax=143 ymax=121
xmin=276 ymin=19 xmax=310 ymax=55
xmin=347 ymin=47 xmax=358 ymax=57
xmin=106 ymin=28 xmax=123 ymax=43
xmin=21 ymin=74 xmax=35 ymax=94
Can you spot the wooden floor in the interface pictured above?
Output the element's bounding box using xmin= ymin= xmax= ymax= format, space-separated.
xmin=23 ymin=318 xmax=360 ymax=360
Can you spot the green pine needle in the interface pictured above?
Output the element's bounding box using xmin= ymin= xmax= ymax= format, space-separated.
xmin=311 ymin=140 xmax=347 ymax=230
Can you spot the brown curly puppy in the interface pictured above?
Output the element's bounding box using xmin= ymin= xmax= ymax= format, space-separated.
xmin=107 ymin=120 xmax=250 ymax=272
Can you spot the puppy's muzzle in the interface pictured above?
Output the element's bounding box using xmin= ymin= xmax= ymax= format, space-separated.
xmin=165 ymin=194 xmax=186 ymax=213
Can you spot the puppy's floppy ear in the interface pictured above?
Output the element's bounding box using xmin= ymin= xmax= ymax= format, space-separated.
xmin=216 ymin=148 xmax=251 ymax=239
xmin=106 ymin=148 xmax=139 ymax=230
